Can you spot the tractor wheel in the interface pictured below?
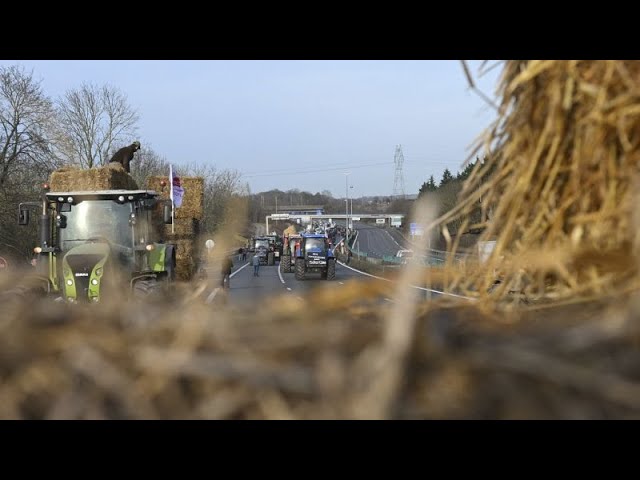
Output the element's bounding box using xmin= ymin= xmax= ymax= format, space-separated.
xmin=326 ymin=258 xmax=336 ymax=280
xmin=295 ymin=258 xmax=306 ymax=280
xmin=281 ymin=255 xmax=291 ymax=273
xmin=267 ymin=252 xmax=275 ymax=266
xmin=133 ymin=279 xmax=164 ymax=300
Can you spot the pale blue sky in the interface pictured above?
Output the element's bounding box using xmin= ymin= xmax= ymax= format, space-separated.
xmin=1 ymin=60 xmax=502 ymax=198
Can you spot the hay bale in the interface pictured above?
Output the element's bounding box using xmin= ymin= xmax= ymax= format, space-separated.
xmin=2 ymin=266 xmax=640 ymax=419
xmin=166 ymin=237 xmax=197 ymax=282
xmin=283 ymin=225 xmax=298 ymax=236
xmin=163 ymin=218 xmax=199 ymax=237
xmin=174 ymin=255 xmax=195 ymax=281
xmin=147 ymin=175 xmax=204 ymax=220
xmin=50 ymin=164 xmax=139 ymax=191
xmin=431 ymin=60 xmax=640 ymax=302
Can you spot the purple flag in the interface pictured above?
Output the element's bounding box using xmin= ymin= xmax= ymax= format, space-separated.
xmin=169 ymin=164 xmax=185 ymax=208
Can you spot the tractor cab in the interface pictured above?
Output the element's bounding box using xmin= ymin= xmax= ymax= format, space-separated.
xmin=19 ymin=189 xmax=175 ymax=303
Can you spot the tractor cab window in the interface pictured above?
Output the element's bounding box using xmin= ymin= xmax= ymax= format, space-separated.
xmin=304 ymin=237 xmax=325 ymax=252
xmin=255 ymin=239 xmax=269 ymax=249
xmin=58 ymin=200 xmax=133 ymax=253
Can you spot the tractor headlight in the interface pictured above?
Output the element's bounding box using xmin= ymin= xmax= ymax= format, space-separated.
xmin=66 ymin=279 xmax=73 ymax=286
xmin=91 ymin=278 xmax=98 ymax=286
xmin=145 ymin=244 xmax=155 ymax=251
xmin=95 ymin=268 xmax=103 ymax=276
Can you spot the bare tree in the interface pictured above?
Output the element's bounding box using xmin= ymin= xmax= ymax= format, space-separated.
xmin=56 ymin=83 xmax=139 ymax=168
xmin=128 ymin=143 xmax=170 ymax=188
xmin=0 ymin=65 xmax=61 ymax=261
xmin=181 ymin=163 xmax=246 ymax=234
xmin=0 ymin=65 xmax=58 ymax=187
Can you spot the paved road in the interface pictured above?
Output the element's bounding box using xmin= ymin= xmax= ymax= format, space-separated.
xmin=225 ymin=258 xmax=366 ymax=306
xmin=351 ymin=222 xmax=403 ymax=259
xmin=199 ymin=235 xmax=372 ymax=306
xmin=199 ymin=231 xmax=471 ymax=306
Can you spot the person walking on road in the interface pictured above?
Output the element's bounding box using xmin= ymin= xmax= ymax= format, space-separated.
xmin=242 ymin=248 xmax=247 ymax=261
xmin=221 ymin=255 xmax=233 ymax=288
xmin=252 ymin=253 xmax=260 ymax=277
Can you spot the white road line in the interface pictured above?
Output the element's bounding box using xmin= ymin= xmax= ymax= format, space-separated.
xmin=230 ymin=262 xmax=250 ymax=278
xmin=338 ymin=260 xmax=391 ymax=282
xmin=205 ymin=262 xmax=249 ymax=304
xmin=337 ymin=260 xmax=474 ymax=301
xmin=286 ymin=287 xmax=292 ymax=291
xmin=277 ymin=261 xmax=286 ymax=284
xmin=295 ymin=296 xmax=304 ymax=302
xmin=339 ymin=282 xmax=344 ymax=285
xmin=407 ymin=284 xmax=474 ymax=300
xmin=205 ymin=287 xmax=220 ymax=304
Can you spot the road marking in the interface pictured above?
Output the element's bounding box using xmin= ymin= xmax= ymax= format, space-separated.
xmin=407 ymin=284 xmax=473 ymax=300
xmin=205 ymin=287 xmax=220 ymax=304
xmin=286 ymin=287 xmax=292 ymax=291
xmin=338 ymin=260 xmax=391 ymax=282
xmin=230 ymin=262 xmax=250 ymax=278
xmin=384 ymin=297 xmax=395 ymax=303
xmin=277 ymin=261 xmax=286 ymax=284
xmin=339 ymin=282 xmax=344 ymax=285
xmin=337 ymin=260 xmax=474 ymax=301
xmin=204 ymin=262 xmax=249 ymax=304
xmin=295 ymin=296 xmax=304 ymax=302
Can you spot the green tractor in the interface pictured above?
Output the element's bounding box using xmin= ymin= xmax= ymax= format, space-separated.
xmin=18 ymin=186 xmax=176 ymax=303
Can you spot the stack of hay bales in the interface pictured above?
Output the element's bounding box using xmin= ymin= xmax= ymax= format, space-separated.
xmin=147 ymin=175 xmax=204 ymax=282
xmin=283 ymin=224 xmax=298 ymax=236
xmin=49 ymin=163 xmax=139 ymax=191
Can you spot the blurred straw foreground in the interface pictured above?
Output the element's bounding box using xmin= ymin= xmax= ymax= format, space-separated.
xmin=1 ymin=60 xmax=640 ymax=419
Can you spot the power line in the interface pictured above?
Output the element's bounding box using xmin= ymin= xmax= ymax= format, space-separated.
xmin=242 ymin=161 xmax=395 ymax=178
xmin=241 ymin=158 xmax=462 ymax=177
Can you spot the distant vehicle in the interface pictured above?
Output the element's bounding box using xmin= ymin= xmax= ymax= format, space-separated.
xmin=252 ymin=237 xmax=273 ymax=265
xmin=280 ymin=233 xmax=302 ymax=273
xmin=396 ymin=249 xmax=414 ymax=258
xmin=294 ymin=233 xmax=336 ymax=280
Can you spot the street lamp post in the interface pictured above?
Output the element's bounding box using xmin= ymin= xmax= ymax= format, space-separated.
xmin=350 ymin=185 xmax=354 ymax=229
xmin=350 ymin=198 xmax=353 ymax=226
xmin=343 ymin=172 xmax=350 ymax=244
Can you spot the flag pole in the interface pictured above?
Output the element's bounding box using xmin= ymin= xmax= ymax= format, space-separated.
xmin=170 ymin=164 xmax=175 ymax=234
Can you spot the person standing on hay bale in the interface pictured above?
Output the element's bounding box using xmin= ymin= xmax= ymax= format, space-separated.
xmin=108 ymin=141 xmax=141 ymax=173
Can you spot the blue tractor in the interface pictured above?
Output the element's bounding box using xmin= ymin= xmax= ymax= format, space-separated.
xmin=294 ymin=233 xmax=336 ymax=280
